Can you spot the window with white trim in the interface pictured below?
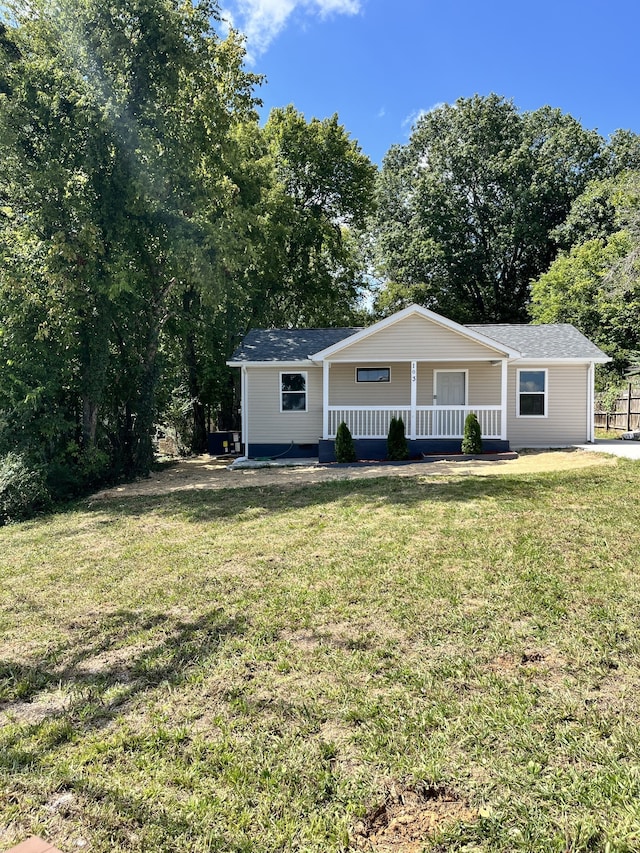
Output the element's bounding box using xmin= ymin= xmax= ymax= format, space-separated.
xmin=280 ymin=372 xmax=307 ymax=412
xmin=356 ymin=367 xmax=390 ymax=383
xmin=517 ymin=369 xmax=547 ymax=417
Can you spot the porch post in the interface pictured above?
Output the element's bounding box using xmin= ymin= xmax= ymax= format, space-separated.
xmin=500 ymin=359 xmax=508 ymax=441
xmin=410 ymin=360 xmax=417 ymax=440
xmin=322 ymin=360 xmax=330 ymax=440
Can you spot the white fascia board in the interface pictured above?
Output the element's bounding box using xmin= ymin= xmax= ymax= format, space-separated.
xmin=308 ymin=303 xmax=521 ymax=361
xmin=226 ymin=360 xmax=315 ymax=368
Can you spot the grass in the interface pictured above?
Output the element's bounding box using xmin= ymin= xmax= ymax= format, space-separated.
xmin=594 ymin=428 xmax=624 ymax=439
xmin=1 ymin=460 xmax=640 ymax=851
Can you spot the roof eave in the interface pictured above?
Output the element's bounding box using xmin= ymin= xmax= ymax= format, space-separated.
xmin=226 ymin=359 xmax=315 ymax=368
xmin=512 ymin=356 xmax=612 ymax=365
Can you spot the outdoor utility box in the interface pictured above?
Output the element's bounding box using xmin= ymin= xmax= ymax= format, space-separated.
xmin=208 ymin=432 xmax=241 ymax=455
xmin=208 ymin=431 xmax=234 ymax=455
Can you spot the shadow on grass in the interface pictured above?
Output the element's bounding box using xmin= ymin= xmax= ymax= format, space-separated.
xmin=0 ymin=606 xmax=255 ymax=850
xmin=0 ymin=606 xmax=245 ymax=725
xmin=79 ymin=463 xmax=621 ymax=525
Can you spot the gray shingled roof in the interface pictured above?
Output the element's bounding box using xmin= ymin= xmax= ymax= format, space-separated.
xmin=466 ymin=324 xmax=609 ymax=360
xmin=230 ymin=327 xmax=361 ymax=362
xmin=230 ymin=321 xmax=609 ymax=363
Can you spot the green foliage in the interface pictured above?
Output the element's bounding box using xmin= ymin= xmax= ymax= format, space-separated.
xmin=0 ymin=0 xmax=262 ymax=479
xmin=334 ymin=421 xmax=357 ymax=463
xmin=374 ymin=94 xmax=604 ymax=323
xmin=0 ymin=452 xmax=51 ymax=524
xmin=461 ymin=412 xmax=483 ymax=454
xmin=386 ymin=417 xmax=409 ymax=460
xmin=598 ymin=384 xmax=629 ymax=413
xmin=530 ymin=171 xmax=640 ymax=379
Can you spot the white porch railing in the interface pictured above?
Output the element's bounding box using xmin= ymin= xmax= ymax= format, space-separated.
xmin=328 ymin=406 xmax=502 ymax=439
xmin=328 ymin=407 xmax=411 ymax=440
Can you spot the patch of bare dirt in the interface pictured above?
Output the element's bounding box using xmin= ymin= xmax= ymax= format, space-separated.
xmin=0 ymin=689 xmax=68 ymax=727
xmin=351 ymin=783 xmax=477 ymax=851
xmin=90 ymin=450 xmax=615 ymax=500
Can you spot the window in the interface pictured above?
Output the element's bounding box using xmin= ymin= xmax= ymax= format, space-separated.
xmin=356 ymin=367 xmax=390 ymax=383
xmin=518 ymin=369 xmax=547 ymax=417
xmin=280 ymin=372 xmax=307 ymax=412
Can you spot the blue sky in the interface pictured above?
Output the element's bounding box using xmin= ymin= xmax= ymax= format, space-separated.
xmin=220 ymin=0 xmax=640 ymax=165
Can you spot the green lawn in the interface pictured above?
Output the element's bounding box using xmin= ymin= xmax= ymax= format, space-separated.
xmin=1 ymin=461 xmax=640 ymax=852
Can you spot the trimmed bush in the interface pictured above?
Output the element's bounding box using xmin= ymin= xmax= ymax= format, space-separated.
xmin=461 ymin=412 xmax=483 ymax=454
xmin=335 ymin=421 xmax=357 ymax=463
xmin=387 ymin=417 xmax=409 ymax=460
xmin=0 ymin=452 xmax=51 ymax=525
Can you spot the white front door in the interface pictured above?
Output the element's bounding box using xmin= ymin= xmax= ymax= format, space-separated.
xmin=436 ymin=371 xmax=466 ymax=405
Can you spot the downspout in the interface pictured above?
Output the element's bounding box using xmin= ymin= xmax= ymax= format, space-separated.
xmin=241 ymin=366 xmax=248 ymax=449
xmin=588 ymin=362 xmax=595 ymax=442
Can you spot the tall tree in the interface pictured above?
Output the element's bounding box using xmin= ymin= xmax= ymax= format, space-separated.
xmin=0 ymin=0 xmax=260 ymax=481
xmin=256 ymin=105 xmax=377 ymax=328
xmin=530 ymin=171 xmax=640 ymax=381
xmin=373 ymin=94 xmax=604 ymax=323
xmin=162 ymin=106 xmax=377 ymax=439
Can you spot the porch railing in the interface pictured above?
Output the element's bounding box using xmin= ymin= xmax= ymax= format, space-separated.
xmin=328 ymin=406 xmax=503 ymax=440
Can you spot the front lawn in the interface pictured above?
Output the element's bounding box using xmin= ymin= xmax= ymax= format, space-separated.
xmin=1 ymin=461 xmax=640 ymax=851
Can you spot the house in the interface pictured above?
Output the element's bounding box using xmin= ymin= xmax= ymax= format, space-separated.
xmin=227 ymin=304 xmax=611 ymax=462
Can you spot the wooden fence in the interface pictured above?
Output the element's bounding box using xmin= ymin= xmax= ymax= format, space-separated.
xmin=594 ymin=384 xmax=640 ymax=432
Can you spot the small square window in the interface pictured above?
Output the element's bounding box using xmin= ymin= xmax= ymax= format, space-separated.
xmin=356 ymin=367 xmax=390 ymax=383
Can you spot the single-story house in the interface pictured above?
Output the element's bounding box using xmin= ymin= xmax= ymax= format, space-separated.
xmin=227 ymin=304 xmax=611 ymax=462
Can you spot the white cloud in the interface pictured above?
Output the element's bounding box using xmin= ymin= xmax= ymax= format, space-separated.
xmin=401 ymin=103 xmax=445 ymax=134
xmin=226 ymin=0 xmax=361 ymax=60
xmin=377 ymin=107 xmax=386 ymax=119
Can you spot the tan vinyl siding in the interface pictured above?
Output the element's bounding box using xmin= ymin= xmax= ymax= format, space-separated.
xmin=507 ymin=364 xmax=589 ymax=446
xmin=246 ymin=366 xmax=323 ymax=443
xmin=329 ymin=315 xmax=504 ymax=362
xmin=329 ymin=363 xmax=411 ymax=405
xmin=416 ymin=362 xmax=502 ymax=406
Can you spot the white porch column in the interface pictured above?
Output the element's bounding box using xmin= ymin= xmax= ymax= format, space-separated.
xmin=410 ymin=360 xmax=417 ymax=440
xmin=322 ymin=360 xmax=330 ymax=440
xmin=500 ymin=359 xmax=508 ymax=441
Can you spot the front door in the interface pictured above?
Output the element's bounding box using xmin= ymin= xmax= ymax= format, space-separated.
xmin=436 ymin=371 xmax=466 ymax=405
xmin=434 ymin=371 xmax=467 ymax=436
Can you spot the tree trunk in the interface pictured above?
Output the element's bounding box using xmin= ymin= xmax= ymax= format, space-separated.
xmin=182 ymin=288 xmax=208 ymax=453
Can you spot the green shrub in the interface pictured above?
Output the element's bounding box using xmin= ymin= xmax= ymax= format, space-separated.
xmin=0 ymin=452 xmax=51 ymax=525
xmin=461 ymin=412 xmax=483 ymax=454
xmin=335 ymin=421 xmax=357 ymax=463
xmin=387 ymin=417 xmax=409 ymax=460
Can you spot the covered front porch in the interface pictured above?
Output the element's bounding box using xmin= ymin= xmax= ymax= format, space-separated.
xmin=317 ymin=357 xmax=509 ymax=460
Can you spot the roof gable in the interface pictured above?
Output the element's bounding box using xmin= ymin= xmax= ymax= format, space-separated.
xmin=310 ymin=305 xmax=520 ymax=361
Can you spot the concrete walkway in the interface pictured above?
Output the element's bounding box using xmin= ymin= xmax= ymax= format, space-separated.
xmin=574 ymin=439 xmax=640 ymax=459
xmin=228 ymin=456 xmax=318 ymax=469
